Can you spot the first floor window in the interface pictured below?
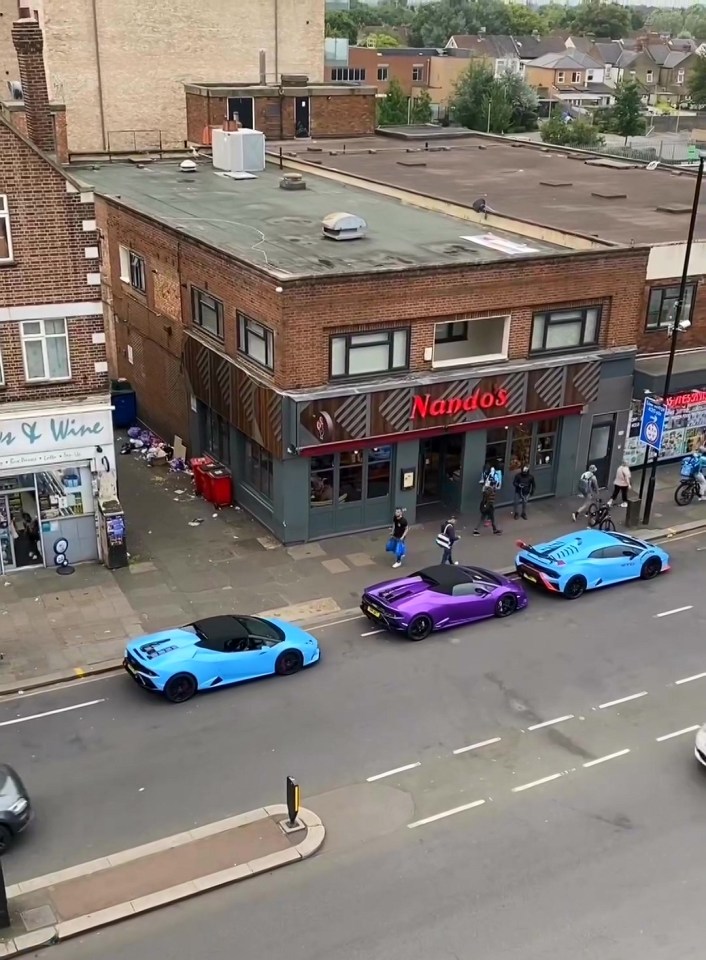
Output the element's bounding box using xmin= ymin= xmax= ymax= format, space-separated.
xmin=0 ymin=195 xmax=13 ymax=262
xmin=192 ymin=287 xmax=224 ymax=339
xmin=21 ymin=318 xmax=71 ymax=381
xmin=531 ymin=306 xmax=601 ymax=354
xmin=330 ymin=328 xmax=409 ymax=378
xmin=435 ymin=321 xmax=469 ymax=343
xmin=119 ymin=245 xmax=146 ymax=293
xmin=0 ymin=348 xmax=4 ymax=386
xmin=377 ymin=66 xmax=389 ymax=81
xmin=412 ymin=65 xmax=424 ymax=82
xmin=246 ymin=440 xmax=273 ymax=500
xmin=238 ymin=313 xmax=274 ymax=370
xmin=646 ymin=284 xmax=695 ymax=330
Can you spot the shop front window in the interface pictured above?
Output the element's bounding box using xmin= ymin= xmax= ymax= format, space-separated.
xmin=245 ymin=441 xmax=273 ymax=501
xmin=37 ymin=467 xmax=95 ymax=519
xmin=205 ymin=409 xmax=230 ymax=464
xmin=339 ymin=451 xmax=363 ymax=503
xmin=368 ymin=446 xmax=392 ymax=499
xmin=310 ymin=454 xmax=335 ymax=505
xmin=484 ymin=428 xmax=508 ymax=472
xmin=509 ymin=423 xmax=532 ymax=471
xmin=535 ymin=419 xmax=558 ymax=466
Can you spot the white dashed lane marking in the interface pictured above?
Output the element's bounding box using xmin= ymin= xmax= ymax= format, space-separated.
xmin=366 ymin=762 xmax=421 ymax=782
xmin=512 ymin=773 xmax=564 ymax=793
xmin=583 ymin=749 xmax=631 ymax=768
xmin=408 ymin=799 xmax=486 ymax=829
xmin=675 ymin=672 xmax=706 ymax=686
xmin=527 ymin=715 xmax=575 ymax=732
xmin=598 ymin=692 xmax=648 ymax=710
xmin=655 ymin=606 xmax=693 ymax=618
xmin=656 ymin=725 xmax=701 ymax=742
xmin=452 ymin=737 xmax=502 ymax=755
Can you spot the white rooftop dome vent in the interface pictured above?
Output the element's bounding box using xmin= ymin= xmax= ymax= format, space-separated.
xmin=322 ymin=212 xmax=367 ymax=241
xmin=179 ymin=159 xmax=197 ymax=173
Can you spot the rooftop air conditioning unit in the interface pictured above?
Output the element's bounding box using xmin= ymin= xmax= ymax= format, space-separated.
xmin=212 ymin=128 xmax=266 ymax=174
xmin=322 ymin=212 xmax=367 ymax=241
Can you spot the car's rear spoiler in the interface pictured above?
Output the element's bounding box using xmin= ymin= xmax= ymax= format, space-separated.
xmin=516 ymin=539 xmax=543 ymax=557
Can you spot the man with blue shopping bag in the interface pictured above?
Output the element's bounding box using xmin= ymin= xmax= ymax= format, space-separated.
xmin=386 ymin=508 xmax=408 ymax=569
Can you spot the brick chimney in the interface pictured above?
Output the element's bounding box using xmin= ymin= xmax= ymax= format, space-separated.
xmin=12 ymin=18 xmax=55 ymax=154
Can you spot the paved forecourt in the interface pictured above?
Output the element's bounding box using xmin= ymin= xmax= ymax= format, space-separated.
xmin=2 ymin=529 xmax=704 ymax=884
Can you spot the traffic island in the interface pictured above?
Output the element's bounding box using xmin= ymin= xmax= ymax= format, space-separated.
xmin=0 ymin=804 xmax=324 ymax=956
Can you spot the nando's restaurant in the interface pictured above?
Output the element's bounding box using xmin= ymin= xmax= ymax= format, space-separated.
xmin=287 ymin=350 xmax=635 ymax=542
xmin=184 ymin=336 xmax=634 ymax=544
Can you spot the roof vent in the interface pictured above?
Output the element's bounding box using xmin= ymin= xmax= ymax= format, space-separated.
xmin=280 ymin=173 xmax=306 ymax=191
xmin=179 ymin=159 xmax=197 ymax=173
xmin=322 ymin=212 xmax=367 ymax=241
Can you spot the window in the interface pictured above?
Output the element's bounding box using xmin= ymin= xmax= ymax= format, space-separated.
xmin=432 ymin=315 xmax=509 ymax=367
xmin=310 ymin=454 xmax=334 ymax=505
xmin=435 ymin=321 xmax=469 ymax=343
xmin=246 ymin=440 xmax=273 ymax=500
xmin=21 ymin=318 xmax=71 ymax=381
xmin=677 ymin=69 xmax=685 ymax=85
xmin=534 ymin=418 xmax=559 ymax=467
xmin=339 ymin=450 xmax=363 ymax=502
xmin=330 ymin=329 xmax=409 ymax=378
xmin=205 ymin=408 xmax=230 ymax=463
xmin=557 ymin=71 xmax=565 ymax=84
xmin=571 ymin=71 xmax=581 ymax=83
xmin=646 ymin=284 xmax=695 ymax=330
xmin=367 ymin=446 xmax=392 ymax=499
xmin=412 ymin=64 xmax=424 ymax=82
xmin=118 ymin=245 xmax=146 ymax=294
xmin=646 ymin=70 xmax=653 ymax=83
xmin=0 ymin=195 xmax=13 ymax=263
xmin=192 ymin=287 xmax=223 ymax=339
xmin=238 ymin=312 xmax=274 ymax=369
xmin=377 ymin=65 xmax=389 ymax=81
xmin=331 ymin=67 xmax=366 ymax=81
xmin=310 ymin=448 xmax=391 ymax=509
xmin=586 ymin=70 xmax=594 ymax=81
xmin=0 ymin=349 xmax=4 ymax=386
xmin=530 ymin=306 xmax=601 ymax=354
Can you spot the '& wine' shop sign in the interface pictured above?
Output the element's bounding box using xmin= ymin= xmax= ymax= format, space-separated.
xmin=0 ymin=410 xmax=110 ymax=459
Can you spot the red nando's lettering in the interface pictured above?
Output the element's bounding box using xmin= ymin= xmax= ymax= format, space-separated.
xmin=411 ymin=388 xmax=509 ymax=419
xmin=667 ymin=390 xmax=706 ymax=409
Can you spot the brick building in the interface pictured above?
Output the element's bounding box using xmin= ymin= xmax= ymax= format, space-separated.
xmin=185 ymin=81 xmax=377 ymax=145
xmin=0 ymin=18 xmax=115 ymax=573
xmin=74 ymin=131 xmax=651 ymax=543
xmin=0 ymin=0 xmax=325 ymax=154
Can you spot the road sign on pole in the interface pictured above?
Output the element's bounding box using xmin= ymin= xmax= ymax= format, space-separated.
xmin=639 ymin=397 xmax=666 ymax=452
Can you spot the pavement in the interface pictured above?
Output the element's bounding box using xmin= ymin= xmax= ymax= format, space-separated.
xmin=10 ymin=524 xmax=706 ymax=959
xmin=0 ymin=444 xmax=701 ymax=691
xmin=0 ymin=804 xmax=324 ymax=956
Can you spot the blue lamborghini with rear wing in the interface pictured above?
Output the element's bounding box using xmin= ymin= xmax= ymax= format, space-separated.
xmin=515 ymin=530 xmax=670 ymax=600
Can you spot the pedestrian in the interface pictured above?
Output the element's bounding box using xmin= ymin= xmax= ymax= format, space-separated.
xmin=695 ymin=446 xmax=706 ymax=500
xmin=572 ymin=464 xmax=599 ymax=522
xmin=473 ymin=484 xmax=501 ymax=536
xmin=512 ymin=464 xmax=535 ymax=519
xmin=437 ymin=516 xmax=460 ymax=565
xmin=480 ymin=460 xmax=503 ymax=491
xmin=387 ymin=507 xmax=408 ymax=569
xmin=608 ymin=460 xmax=632 ymax=507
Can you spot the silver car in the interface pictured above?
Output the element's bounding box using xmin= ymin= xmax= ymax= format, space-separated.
xmin=694 ymin=725 xmax=706 ymax=767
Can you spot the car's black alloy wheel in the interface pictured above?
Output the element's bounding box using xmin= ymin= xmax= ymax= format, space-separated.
xmin=407 ymin=614 xmax=433 ymax=641
xmin=495 ymin=594 xmax=518 ymax=617
xmin=640 ymin=557 xmax=662 ymax=580
xmin=275 ymin=650 xmax=304 ymax=676
xmin=0 ymin=825 xmax=13 ymax=855
xmin=163 ymin=673 xmax=197 ymax=703
xmin=563 ymin=575 xmax=586 ymax=600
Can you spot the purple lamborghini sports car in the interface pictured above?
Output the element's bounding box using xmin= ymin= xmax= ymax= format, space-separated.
xmin=361 ymin=564 xmax=528 ymax=641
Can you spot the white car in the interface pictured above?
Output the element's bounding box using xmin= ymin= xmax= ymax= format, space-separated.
xmin=694 ymin=724 xmax=706 ymax=767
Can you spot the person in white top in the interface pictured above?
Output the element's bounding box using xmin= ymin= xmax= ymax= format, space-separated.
xmin=608 ymin=461 xmax=631 ymax=507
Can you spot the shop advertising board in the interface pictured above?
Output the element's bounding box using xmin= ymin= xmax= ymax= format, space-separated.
xmin=624 ymin=390 xmax=706 ymax=466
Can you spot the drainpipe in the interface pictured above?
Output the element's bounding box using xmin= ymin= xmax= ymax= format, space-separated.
xmin=90 ymin=0 xmax=107 ymax=150
xmin=273 ymin=0 xmax=279 ymax=83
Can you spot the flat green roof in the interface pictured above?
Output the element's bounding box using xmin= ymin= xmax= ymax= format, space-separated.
xmin=73 ymin=159 xmax=567 ymax=279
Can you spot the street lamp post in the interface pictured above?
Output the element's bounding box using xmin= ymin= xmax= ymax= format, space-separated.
xmin=642 ymin=154 xmax=705 ymax=526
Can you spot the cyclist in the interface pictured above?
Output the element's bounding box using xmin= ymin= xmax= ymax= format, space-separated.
xmin=572 ymin=464 xmax=599 ymax=523
xmin=681 ymin=448 xmax=706 ymax=500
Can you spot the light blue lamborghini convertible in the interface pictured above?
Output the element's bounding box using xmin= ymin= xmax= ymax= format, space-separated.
xmin=515 ymin=529 xmax=670 ymax=600
xmin=123 ymin=615 xmax=320 ymax=702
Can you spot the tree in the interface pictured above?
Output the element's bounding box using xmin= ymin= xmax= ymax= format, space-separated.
xmin=688 ymin=51 xmax=706 ymax=106
xmin=567 ymin=0 xmax=630 ymax=40
xmin=410 ymin=89 xmax=433 ymax=123
xmin=504 ymin=3 xmax=545 ymax=35
xmin=644 ymin=9 xmax=685 ymax=36
xmin=451 ymin=62 xmax=538 ymax=134
xmin=325 ymin=12 xmax=358 ymax=44
xmin=366 ymin=33 xmax=401 ymax=48
xmin=611 ymin=80 xmax=646 ymax=141
xmin=377 ymin=77 xmax=409 ymax=126
xmin=540 ymin=114 xmax=604 ymax=149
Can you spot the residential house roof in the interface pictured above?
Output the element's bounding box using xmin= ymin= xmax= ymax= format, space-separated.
xmin=530 ymin=52 xmax=601 ymax=71
xmin=513 ymin=34 xmax=600 ymax=60
xmin=595 ymin=41 xmax=623 ymax=65
xmin=663 ymin=49 xmax=692 ymax=69
xmin=445 ymin=34 xmax=519 ymax=60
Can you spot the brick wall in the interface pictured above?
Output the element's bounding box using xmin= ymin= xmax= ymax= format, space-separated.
xmin=34 ymin=0 xmax=325 ymax=153
xmin=98 ymin=196 xmax=649 ymax=452
xmin=1 ymin=104 xmax=69 ymax=164
xmin=637 ymin=277 xmax=706 ymax=353
xmin=12 ymin=18 xmax=55 ymax=154
xmin=0 ymin=119 xmax=107 ymax=400
xmin=186 ymin=91 xmax=376 ymax=144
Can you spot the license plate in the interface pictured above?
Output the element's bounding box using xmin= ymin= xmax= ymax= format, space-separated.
xmin=366 ymin=606 xmax=381 ymax=619
xmin=522 ymin=573 xmax=537 ymax=583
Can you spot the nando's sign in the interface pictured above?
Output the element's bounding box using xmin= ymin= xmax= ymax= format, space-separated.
xmin=410 ymin=387 xmax=509 ymax=420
